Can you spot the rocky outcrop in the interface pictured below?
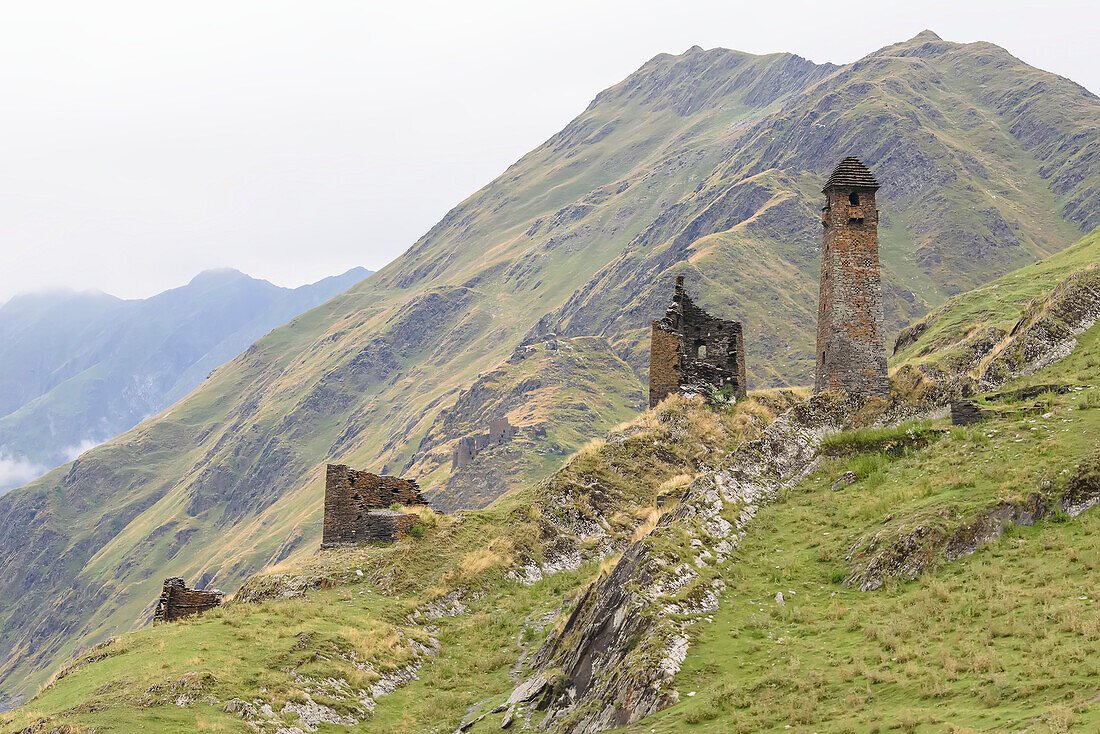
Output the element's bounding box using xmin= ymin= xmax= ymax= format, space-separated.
xmin=896 ymin=265 xmax=1100 ymax=408
xmin=978 ymin=267 xmax=1100 ymax=388
xmin=506 ymin=394 xmax=851 ymax=733
xmin=950 ymin=400 xmax=990 ymax=425
xmin=4 ymin=31 xmax=1099 ymax=709
xmin=846 ymin=451 xmax=1100 ymax=591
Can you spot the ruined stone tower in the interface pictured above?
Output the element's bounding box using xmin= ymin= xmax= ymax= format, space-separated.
xmin=321 ymin=465 xmax=428 ymax=547
xmin=649 ymin=276 xmax=747 ymax=408
xmin=815 ymin=157 xmax=890 ymax=397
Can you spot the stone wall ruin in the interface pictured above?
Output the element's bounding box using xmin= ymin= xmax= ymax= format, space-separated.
xmin=321 ymin=464 xmax=429 ymax=547
xmin=153 ymin=577 xmax=224 ymax=623
xmin=648 ymin=276 xmax=747 ymax=408
xmin=451 ymin=417 xmax=517 ymax=469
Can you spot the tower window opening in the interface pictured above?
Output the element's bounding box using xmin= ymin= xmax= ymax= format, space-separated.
xmin=849 ymin=192 xmax=860 ymax=205
xmin=695 ymin=340 xmax=707 ymax=359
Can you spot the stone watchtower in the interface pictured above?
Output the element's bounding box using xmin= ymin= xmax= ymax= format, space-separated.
xmin=815 ymin=157 xmax=890 ymax=397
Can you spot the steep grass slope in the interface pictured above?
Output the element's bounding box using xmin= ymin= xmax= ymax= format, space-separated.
xmin=4 ymin=231 xmax=1099 ymax=732
xmin=1 ymin=31 xmax=1099 ymax=706
xmin=3 ymin=394 xmax=784 ymax=730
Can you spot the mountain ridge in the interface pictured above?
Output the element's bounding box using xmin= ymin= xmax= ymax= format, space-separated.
xmin=3 ymin=225 xmax=1097 ymax=732
xmin=1 ymin=30 xmax=1098 ymax=706
xmin=0 ymin=266 xmax=371 ymax=493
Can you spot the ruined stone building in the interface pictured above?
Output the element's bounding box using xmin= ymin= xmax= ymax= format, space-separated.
xmin=452 ymin=417 xmax=517 ymax=469
xmin=153 ymin=577 xmax=224 ymax=623
xmin=322 ymin=464 xmax=429 ymax=547
xmin=815 ymin=157 xmax=890 ymax=398
xmin=649 ymin=276 xmax=747 ymax=408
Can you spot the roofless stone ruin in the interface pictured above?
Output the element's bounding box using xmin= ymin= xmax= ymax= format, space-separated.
xmin=153 ymin=578 xmax=224 ymax=623
xmin=321 ymin=464 xmax=429 ymax=547
xmin=452 ymin=417 xmax=517 ymax=470
xmin=649 ymin=276 xmax=747 ymax=408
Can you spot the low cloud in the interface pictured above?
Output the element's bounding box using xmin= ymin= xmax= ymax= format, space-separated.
xmin=0 ymin=439 xmax=101 ymax=494
xmin=62 ymin=439 xmax=100 ymax=462
xmin=0 ymin=454 xmax=47 ymax=493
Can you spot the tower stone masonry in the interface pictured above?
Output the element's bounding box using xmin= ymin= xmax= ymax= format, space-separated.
xmin=321 ymin=464 xmax=429 ymax=547
xmin=815 ymin=157 xmax=890 ymax=397
xmin=649 ymin=276 xmax=747 ymax=408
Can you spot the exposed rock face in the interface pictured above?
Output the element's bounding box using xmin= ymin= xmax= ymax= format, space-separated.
xmin=978 ymin=267 xmax=1100 ymax=388
xmin=153 ymin=578 xmax=224 ymax=623
xmin=509 ymin=394 xmax=851 ymax=733
xmin=4 ymin=31 xmax=1100 ymax=706
xmin=321 ymin=465 xmax=427 ymax=548
xmin=649 ymin=276 xmax=747 ymax=407
xmin=896 ymin=265 xmax=1100 ymax=406
xmin=815 ymin=157 xmax=890 ymax=398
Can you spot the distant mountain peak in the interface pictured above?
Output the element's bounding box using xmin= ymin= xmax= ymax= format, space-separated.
xmin=187 ymin=268 xmax=252 ymax=286
xmin=913 ymin=29 xmax=943 ymax=41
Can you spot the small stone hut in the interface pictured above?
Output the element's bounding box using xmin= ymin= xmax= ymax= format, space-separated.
xmin=153 ymin=577 xmax=224 ymax=623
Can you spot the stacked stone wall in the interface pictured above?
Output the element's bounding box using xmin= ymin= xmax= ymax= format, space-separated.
xmin=648 ymin=276 xmax=748 ymax=408
xmin=153 ymin=577 xmax=224 ymax=623
xmin=358 ymin=510 xmax=420 ymax=542
xmin=322 ymin=465 xmax=427 ymax=547
xmin=451 ymin=417 xmax=517 ymax=469
xmin=648 ymin=325 xmax=682 ymax=408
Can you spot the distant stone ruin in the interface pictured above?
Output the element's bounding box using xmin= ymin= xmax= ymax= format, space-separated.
xmin=815 ymin=157 xmax=890 ymax=397
xmin=153 ymin=577 xmax=224 ymax=623
xmin=648 ymin=276 xmax=747 ymax=408
xmin=321 ymin=464 xmax=429 ymax=547
xmin=451 ymin=417 xmax=517 ymax=469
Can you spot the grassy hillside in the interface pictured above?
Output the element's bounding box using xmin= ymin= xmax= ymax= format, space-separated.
xmin=401 ymin=334 xmax=643 ymax=510
xmin=2 ymin=30 xmax=1100 ymax=707
xmin=3 ymin=393 xmax=784 ymax=731
xmin=4 ymin=232 xmax=1098 ymax=732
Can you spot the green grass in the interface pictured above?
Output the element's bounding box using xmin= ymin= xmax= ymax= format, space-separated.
xmin=4 ymin=32 xmax=1098 ymax=706
xmin=620 ymin=384 xmax=1100 ymax=733
xmin=4 ymin=31 xmax=1100 ymax=720
xmin=818 ymin=420 xmax=939 ymax=457
xmin=893 ymin=228 xmax=1100 ymax=370
xmin=7 ymin=372 xmax=1098 ymax=732
xmin=2 ymin=395 xmax=776 ymax=733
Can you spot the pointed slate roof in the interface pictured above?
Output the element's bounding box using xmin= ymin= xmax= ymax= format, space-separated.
xmin=823 ymin=156 xmax=880 ymax=192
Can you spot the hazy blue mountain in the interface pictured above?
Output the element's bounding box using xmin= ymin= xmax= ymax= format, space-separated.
xmin=0 ymin=267 xmax=371 ymax=493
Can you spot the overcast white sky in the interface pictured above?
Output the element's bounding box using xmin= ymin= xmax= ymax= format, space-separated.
xmin=1 ymin=0 xmax=1096 ymax=303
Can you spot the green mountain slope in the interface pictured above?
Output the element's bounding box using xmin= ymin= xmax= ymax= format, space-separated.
xmin=1 ymin=30 xmax=1099 ymax=707
xmin=4 ymin=229 xmax=1097 ymax=733
xmin=0 ymin=268 xmax=370 ymax=494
